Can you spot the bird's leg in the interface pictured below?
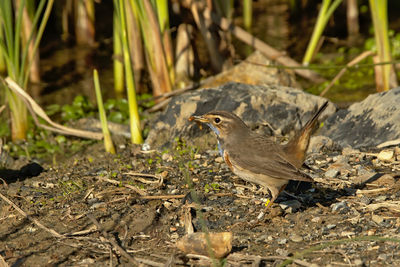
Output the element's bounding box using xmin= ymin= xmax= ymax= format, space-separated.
xmin=264 ymin=184 xmax=287 ymax=209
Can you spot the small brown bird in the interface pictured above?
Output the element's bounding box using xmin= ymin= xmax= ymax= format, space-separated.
xmin=190 ymin=101 xmax=328 ymax=207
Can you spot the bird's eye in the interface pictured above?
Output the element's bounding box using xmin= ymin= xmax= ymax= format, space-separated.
xmin=214 ymin=117 xmax=221 ymax=123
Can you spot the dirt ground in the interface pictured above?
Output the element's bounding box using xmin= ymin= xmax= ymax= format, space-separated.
xmin=1 ymin=140 xmax=400 ymax=266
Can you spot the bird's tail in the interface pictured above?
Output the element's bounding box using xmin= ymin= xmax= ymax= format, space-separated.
xmin=284 ymin=101 xmax=329 ymax=168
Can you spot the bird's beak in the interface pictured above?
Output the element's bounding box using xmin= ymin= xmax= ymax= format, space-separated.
xmin=189 ymin=115 xmax=209 ymax=123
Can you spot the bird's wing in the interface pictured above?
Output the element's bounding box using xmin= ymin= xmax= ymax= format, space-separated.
xmin=226 ymin=137 xmax=313 ymax=182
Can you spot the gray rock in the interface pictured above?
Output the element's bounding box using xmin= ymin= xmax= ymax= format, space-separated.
xmin=320 ymin=88 xmax=400 ymax=148
xmin=145 ymin=82 xmax=335 ymax=149
xmin=307 ymin=135 xmax=337 ymax=154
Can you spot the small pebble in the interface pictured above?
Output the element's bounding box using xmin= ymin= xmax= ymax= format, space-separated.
xmin=277 ymin=238 xmax=287 ymax=245
xmin=372 ymin=214 xmax=384 ymax=225
xmin=279 ymin=200 xmax=302 ymax=213
xmin=311 ymin=217 xmax=321 ymax=223
xmin=289 ymin=234 xmax=303 ymax=243
xmin=275 ymin=248 xmax=289 ymax=256
xmin=326 ymin=224 xmax=336 ymax=229
xmin=257 ymin=211 xmax=265 ymax=220
xmin=340 ymin=231 xmax=355 ymax=237
xmin=377 ymin=150 xmax=394 ymax=162
xmin=161 ymin=153 xmax=173 ymax=162
xmin=331 ymin=201 xmax=349 ymax=213
xmin=360 ymin=196 xmax=371 ymax=205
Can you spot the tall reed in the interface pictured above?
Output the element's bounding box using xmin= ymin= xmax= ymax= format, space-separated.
xmin=302 ymin=0 xmax=342 ymax=65
xmin=131 ymin=0 xmax=173 ymax=97
xmin=369 ymin=0 xmax=396 ymax=91
xmin=0 ymin=0 xmax=54 ymax=140
xmin=93 ymin=69 xmax=116 ymax=154
xmin=114 ymin=0 xmax=143 ymax=144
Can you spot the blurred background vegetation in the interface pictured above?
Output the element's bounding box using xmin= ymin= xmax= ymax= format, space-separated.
xmin=0 ymin=0 xmax=399 ymax=158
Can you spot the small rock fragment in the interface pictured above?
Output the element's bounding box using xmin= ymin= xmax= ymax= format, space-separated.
xmin=325 ymin=169 xmax=339 ymax=178
xmin=326 ymin=224 xmax=336 ymax=229
xmin=371 ymin=214 xmax=384 ymax=225
xmin=377 ymin=150 xmax=394 ymax=162
xmin=360 ymin=196 xmax=371 ymax=205
xmin=289 ymin=234 xmax=303 ymax=243
xmin=331 ymin=201 xmax=349 ymax=213
xmin=161 ymin=153 xmax=173 ymax=162
xmin=311 ymin=217 xmax=321 ymax=223
xmin=279 ymin=200 xmax=302 ymax=213
xmin=307 ymin=135 xmax=335 ymax=153
xmin=277 ymin=238 xmax=288 ymax=245
xmin=340 ymin=231 xmax=355 ymax=237
xmin=275 ymin=248 xmax=289 ymax=256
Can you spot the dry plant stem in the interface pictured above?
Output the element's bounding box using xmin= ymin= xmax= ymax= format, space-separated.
xmin=189 ymin=0 xmax=223 ymax=72
xmin=15 ymin=0 xmax=40 ymax=85
xmin=0 ymin=254 xmax=8 ymax=267
xmin=203 ymin=10 xmax=325 ymax=83
xmin=0 ymin=192 xmax=62 ymax=238
xmin=346 ymin=0 xmax=360 ymax=44
xmin=4 ymin=77 xmax=103 ymax=140
xmin=95 ymin=175 xmax=147 ymax=196
xmin=86 ymin=214 xmax=140 ymax=266
xmin=319 ymin=50 xmax=374 ymax=96
xmin=377 ymin=138 xmax=400 ymax=148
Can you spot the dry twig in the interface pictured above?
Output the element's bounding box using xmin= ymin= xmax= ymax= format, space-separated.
xmin=95 ymin=175 xmax=147 ymax=196
xmin=3 ymin=77 xmax=102 ymax=140
xmin=0 ymin=192 xmax=62 ymax=238
xmin=86 ymin=214 xmax=140 ymax=266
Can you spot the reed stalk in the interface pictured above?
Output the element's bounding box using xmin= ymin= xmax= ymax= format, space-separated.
xmin=114 ymin=0 xmax=143 ymax=144
xmin=302 ymin=0 xmax=342 ymax=65
xmin=0 ymin=0 xmax=54 ymax=140
xmin=369 ymin=0 xmax=395 ymax=91
xmin=113 ymin=12 xmax=124 ymax=96
xmin=153 ymin=0 xmax=175 ymax=87
xmin=93 ymin=69 xmax=116 ymax=154
xmin=243 ymin=0 xmax=252 ymax=32
xmin=74 ymin=0 xmax=95 ymax=46
xmin=132 ymin=0 xmax=172 ymax=97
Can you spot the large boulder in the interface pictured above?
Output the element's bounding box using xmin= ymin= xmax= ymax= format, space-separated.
xmin=320 ymin=88 xmax=400 ymax=149
xmin=145 ymin=82 xmax=335 ymax=150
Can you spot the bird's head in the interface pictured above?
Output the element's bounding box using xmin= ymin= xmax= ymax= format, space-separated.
xmin=189 ymin=111 xmax=249 ymax=139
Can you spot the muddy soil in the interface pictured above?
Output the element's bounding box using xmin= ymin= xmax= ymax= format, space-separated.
xmin=1 ymin=140 xmax=400 ymax=266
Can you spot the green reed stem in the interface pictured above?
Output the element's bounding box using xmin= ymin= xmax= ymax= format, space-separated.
xmin=115 ymin=0 xmax=143 ymax=144
xmin=302 ymin=0 xmax=342 ymax=65
xmin=93 ymin=69 xmax=116 ymax=154
xmin=369 ymin=0 xmax=392 ymax=91
xmin=113 ymin=12 xmax=124 ymax=96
